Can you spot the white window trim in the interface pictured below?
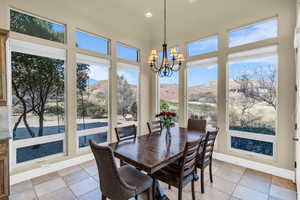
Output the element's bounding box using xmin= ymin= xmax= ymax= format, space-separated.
xmin=116 ymin=63 xmax=140 ymax=132
xmin=187 ymin=35 xmax=218 ymax=57
xmin=8 ymin=39 xmax=67 ymax=168
xmin=75 ymin=54 xmax=111 ymax=150
xmin=186 ymin=57 xmax=219 ymax=147
xmin=187 ymin=57 xmax=218 ymax=68
xmin=226 ymin=45 xmax=278 ymax=160
xmin=10 ymin=39 xmax=66 ymax=60
xmin=117 ymin=62 xmax=140 ymax=72
xmin=76 ymin=53 xmax=111 ymax=67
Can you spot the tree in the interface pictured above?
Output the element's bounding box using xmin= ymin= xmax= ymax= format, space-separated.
xmin=160 ymin=99 xmax=170 ymax=112
xmin=117 ymin=75 xmax=135 ymax=119
xmin=130 ymin=101 xmax=138 ymax=121
xmin=76 ymin=63 xmax=90 ymax=128
xmin=10 ymin=10 xmax=64 ymax=43
xmin=12 ymin=52 xmax=64 ymax=138
xmin=234 ymin=64 xmax=276 ymax=110
xmin=11 ymin=11 xmax=65 ymax=139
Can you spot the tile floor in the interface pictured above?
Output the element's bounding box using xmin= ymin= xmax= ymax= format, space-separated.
xmin=10 ymin=159 xmax=297 ymax=200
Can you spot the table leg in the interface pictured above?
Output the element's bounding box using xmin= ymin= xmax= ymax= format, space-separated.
xmin=153 ymin=179 xmax=170 ymax=200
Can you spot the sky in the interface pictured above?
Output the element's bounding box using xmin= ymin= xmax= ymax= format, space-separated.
xmin=117 ymin=69 xmax=139 ymax=85
xmin=68 ymin=16 xmax=277 ymax=87
xmin=161 ymin=18 xmax=278 ymax=86
xmin=85 ymin=65 xmax=139 ymax=86
xmin=86 ymin=65 xmax=108 ymax=83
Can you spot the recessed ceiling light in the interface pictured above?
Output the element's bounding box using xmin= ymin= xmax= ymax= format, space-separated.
xmin=145 ymin=12 xmax=153 ymax=18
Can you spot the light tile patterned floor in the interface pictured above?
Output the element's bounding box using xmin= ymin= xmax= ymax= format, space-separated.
xmin=10 ymin=159 xmax=297 ymax=200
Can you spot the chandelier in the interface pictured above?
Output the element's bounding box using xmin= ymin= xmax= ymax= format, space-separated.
xmin=148 ymin=0 xmax=185 ymax=77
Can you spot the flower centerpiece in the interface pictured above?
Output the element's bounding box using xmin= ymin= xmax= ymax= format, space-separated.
xmin=156 ymin=112 xmax=176 ymax=135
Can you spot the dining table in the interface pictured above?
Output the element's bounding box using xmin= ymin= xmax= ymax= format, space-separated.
xmin=109 ymin=127 xmax=205 ymax=200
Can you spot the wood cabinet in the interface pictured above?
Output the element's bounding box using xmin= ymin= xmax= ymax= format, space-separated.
xmin=0 ymin=29 xmax=8 ymax=106
xmin=0 ymin=139 xmax=9 ymax=200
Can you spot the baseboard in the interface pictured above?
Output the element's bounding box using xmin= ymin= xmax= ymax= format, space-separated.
xmin=11 ymin=151 xmax=295 ymax=185
xmin=10 ymin=153 xmax=95 ymax=185
xmin=213 ymin=152 xmax=295 ymax=181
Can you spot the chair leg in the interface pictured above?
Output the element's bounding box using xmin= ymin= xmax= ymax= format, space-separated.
xmin=152 ymin=179 xmax=156 ymax=200
xmin=102 ymin=194 xmax=107 ymax=200
xmin=191 ymin=180 xmax=195 ymax=200
xmin=178 ymin=185 xmax=182 ymax=200
xmin=147 ymin=188 xmax=151 ymax=200
xmin=209 ymin=162 xmax=213 ymax=183
xmin=168 ymin=184 xmax=171 ymax=190
xmin=201 ymin=169 xmax=205 ymax=193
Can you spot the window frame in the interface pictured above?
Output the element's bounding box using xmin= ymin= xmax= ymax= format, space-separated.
xmin=186 ymin=35 xmax=219 ymax=57
xmin=75 ymin=53 xmax=111 ymax=151
xmin=116 ymin=42 xmax=140 ymax=63
xmin=226 ymin=45 xmax=278 ymax=160
xmin=116 ymin=62 xmax=140 ymax=131
xmin=156 ymin=46 xmax=181 ymax=115
xmin=75 ymin=29 xmax=111 ymax=56
xmin=7 ymin=39 xmax=67 ymax=168
xmin=9 ymin=8 xmax=66 ymax=44
xmin=228 ymin=17 xmax=278 ymax=48
xmin=186 ymin=57 xmax=219 ymax=128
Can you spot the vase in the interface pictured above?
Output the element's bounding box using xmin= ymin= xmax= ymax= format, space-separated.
xmin=166 ymin=126 xmax=171 ymax=136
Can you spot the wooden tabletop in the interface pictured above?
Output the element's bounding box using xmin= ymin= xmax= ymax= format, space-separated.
xmin=109 ymin=127 xmax=205 ymax=174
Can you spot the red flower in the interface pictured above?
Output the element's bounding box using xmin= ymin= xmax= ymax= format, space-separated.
xmin=156 ymin=112 xmax=176 ymax=118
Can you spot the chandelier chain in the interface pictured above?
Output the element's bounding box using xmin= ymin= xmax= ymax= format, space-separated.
xmin=164 ymin=0 xmax=166 ymax=44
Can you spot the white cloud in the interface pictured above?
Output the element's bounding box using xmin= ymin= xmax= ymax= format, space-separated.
xmin=88 ymin=65 xmax=108 ymax=81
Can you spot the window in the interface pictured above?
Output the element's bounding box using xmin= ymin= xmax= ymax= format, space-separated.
xmin=187 ymin=58 xmax=218 ymax=128
xmin=229 ymin=18 xmax=278 ymax=47
xmin=117 ymin=63 xmax=139 ymax=127
xmin=76 ymin=54 xmax=110 ymax=148
xmin=159 ymin=72 xmax=179 ymax=121
xmin=76 ymin=31 xmax=109 ymax=55
xmin=10 ymin=9 xmax=65 ymax=43
xmin=10 ymin=40 xmax=66 ymax=164
xmin=116 ymin=44 xmax=139 ymax=62
xmin=187 ymin=36 xmax=218 ymax=57
xmin=228 ymin=46 xmax=277 ymax=157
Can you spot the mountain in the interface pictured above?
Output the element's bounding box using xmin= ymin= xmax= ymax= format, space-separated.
xmin=160 ymin=80 xmax=218 ymax=103
xmin=87 ymin=79 xmax=99 ymax=85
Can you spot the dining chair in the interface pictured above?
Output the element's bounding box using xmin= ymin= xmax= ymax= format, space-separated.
xmin=89 ymin=140 xmax=153 ymax=200
xmin=115 ymin=125 xmax=137 ymax=166
xmin=196 ymin=128 xmax=219 ymax=193
xmin=187 ymin=119 xmax=206 ymax=132
xmin=152 ymin=137 xmax=203 ymax=200
xmin=147 ymin=120 xmax=162 ymax=135
xmin=115 ymin=125 xmax=137 ymax=142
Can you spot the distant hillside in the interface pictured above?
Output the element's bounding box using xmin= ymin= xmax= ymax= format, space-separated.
xmin=87 ymin=80 xmax=109 ymax=95
xmin=87 ymin=80 xmax=137 ymax=96
xmin=160 ymin=80 xmax=219 ymax=103
xmin=160 ymin=80 xmax=248 ymax=103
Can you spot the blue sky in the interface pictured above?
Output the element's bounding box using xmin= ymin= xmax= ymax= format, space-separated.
xmin=86 ymin=65 xmax=108 ymax=84
xmin=74 ymin=17 xmax=277 ymax=87
xmin=117 ymin=69 xmax=138 ymax=85
xmin=188 ymin=36 xmax=218 ymax=57
xmin=229 ymin=18 xmax=277 ymax=47
xmin=76 ymin=31 xmax=108 ymax=54
xmin=117 ymin=44 xmax=138 ymax=62
xmin=188 ymin=65 xmax=218 ymax=86
xmin=51 ymin=23 xmax=65 ymax=33
xmin=229 ymin=56 xmax=277 ymax=80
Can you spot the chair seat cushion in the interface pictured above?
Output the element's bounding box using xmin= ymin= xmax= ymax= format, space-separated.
xmin=118 ymin=165 xmax=153 ymax=194
xmin=152 ymin=163 xmax=194 ymax=188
